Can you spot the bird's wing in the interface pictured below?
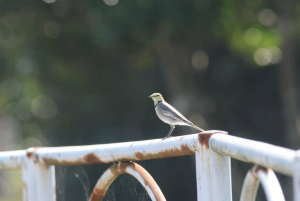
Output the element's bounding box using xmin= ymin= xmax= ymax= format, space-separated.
xmin=160 ymin=102 xmax=192 ymax=125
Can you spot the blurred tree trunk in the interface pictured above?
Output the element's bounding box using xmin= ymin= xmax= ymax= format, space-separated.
xmin=159 ymin=45 xmax=201 ymax=109
xmin=157 ymin=45 xmax=209 ymax=130
xmin=276 ymin=0 xmax=300 ymax=149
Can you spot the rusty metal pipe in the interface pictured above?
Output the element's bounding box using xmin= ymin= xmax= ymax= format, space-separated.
xmin=240 ymin=165 xmax=285 ymax=201
xmin=89 ymin=162 xmax=166 ymax=201
xmin=0 ymin=132 xmax=220 ymax=169
xmin=35 ymin=133 xmax=204 ymax=166
xmin=209 ymin=134 xmax=295 ymax=176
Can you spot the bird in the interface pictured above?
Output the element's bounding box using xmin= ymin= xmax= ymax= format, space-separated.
xmin=149 ymin=93 xmax=205 ymax=139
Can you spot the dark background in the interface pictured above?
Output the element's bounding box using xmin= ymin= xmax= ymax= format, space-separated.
xmin=0 ymin=0 xmax=300 ymax=200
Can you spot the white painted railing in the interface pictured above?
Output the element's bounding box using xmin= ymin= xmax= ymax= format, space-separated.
xmin=0 ymin=130 xmax=299 ymax=201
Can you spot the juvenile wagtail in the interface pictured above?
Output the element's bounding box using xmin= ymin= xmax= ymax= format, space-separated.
xmin=149 ymin=93 xmax=205 ymax=139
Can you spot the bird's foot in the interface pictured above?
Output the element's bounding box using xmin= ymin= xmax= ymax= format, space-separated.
xmin=162 ymin=136 xmax=170 ymax=140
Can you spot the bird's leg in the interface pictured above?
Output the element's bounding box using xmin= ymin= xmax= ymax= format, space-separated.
xmin=163 ymin=125 xmax=175 ymax=140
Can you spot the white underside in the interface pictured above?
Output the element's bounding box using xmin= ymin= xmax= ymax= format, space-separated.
xmin=155 ymin=107 xmax=191 ymax=126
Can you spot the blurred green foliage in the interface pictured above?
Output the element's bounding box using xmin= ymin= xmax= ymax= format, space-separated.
xmin=0 ymin=0 xmax=300 ymax=200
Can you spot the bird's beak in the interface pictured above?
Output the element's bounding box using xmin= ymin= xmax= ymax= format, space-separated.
xmin=148 ymin=95 xmax=152 ymax=98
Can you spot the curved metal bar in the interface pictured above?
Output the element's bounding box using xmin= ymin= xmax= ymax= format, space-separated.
xmin=89 ymin=162 xmax=166 ymax=201
xmin=240 ymin=167 xmax=260 ymax=201
xmin=240 ymin=165 xmax=285 ymax=201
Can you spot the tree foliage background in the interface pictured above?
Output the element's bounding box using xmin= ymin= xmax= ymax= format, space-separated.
xmin=0 ymin=0 xmax=300 ymax=200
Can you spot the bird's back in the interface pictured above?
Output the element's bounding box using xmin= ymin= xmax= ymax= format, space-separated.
xmin=155 ymin=101 xmax=193 ymax=126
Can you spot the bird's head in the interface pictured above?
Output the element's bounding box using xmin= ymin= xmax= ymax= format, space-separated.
xmin=148 ymin=93 xmax=164 ymax=104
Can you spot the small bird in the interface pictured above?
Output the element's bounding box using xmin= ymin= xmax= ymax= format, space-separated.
xmin=149 ymin=93 xmax=205 ymax=139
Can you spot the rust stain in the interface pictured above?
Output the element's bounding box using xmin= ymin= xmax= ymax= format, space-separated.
xmin=200 ymin=145 xmax=204 ymax=162
xmin=112 ymin=162 xmax=129 ymax=173
xmin=197 ymin=130 xmax=228 ymax=149
xmin=135 ymin=152 xmax=144 ymax=160
xmin=43 ymin=158 xmax=62 ymax=166
xmin=43 ymin=157 xmax=81 ymax=166
xmin=180 ymin=144 xmax=192 ymax=153
xmin=250 ymin=165 xmax=268 ymax=177
xmin=135 ymin=145 xmax=194 ymax=161
xmin=26 ymin=147 xmax=40 ymax=162
xmin=26 ymin=152 xmax=34 ymax=159
xmin=42 ymin=141 xmax=196 ymax=166
xmin=89 ymin=187 xmax=106 ymax=201
xmin=84 ymin=153 xmax=104 ymax=164
xmin=198 ymin=133 xmax=213 ymax=149
xmin=42 ymin=153 xmax=105 ymax=166
xmin=39 ymin=153 xmax=105 ymax=166
xmin=90 ymin=162 xmax=130 ymax=201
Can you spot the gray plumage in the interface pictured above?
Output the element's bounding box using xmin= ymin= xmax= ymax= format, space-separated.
xmin=149 ymin=93 xmax=204 ymax=139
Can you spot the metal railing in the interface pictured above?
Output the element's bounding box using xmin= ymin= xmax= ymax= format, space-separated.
xmin=0 ymin=130 xmax=299 ymax=201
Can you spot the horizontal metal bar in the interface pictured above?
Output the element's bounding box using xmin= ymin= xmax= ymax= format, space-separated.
xmin=209 ymin=134 xmax=296 ymax=176
xmin=2 ymin=131 xmax=221 ymax=169
xmin=35 ymin=131 xmax=221 ymax=166
xmin=0 ymin=150 xmax=26 ymax=170
xmin=36 ymin=133 xmax=200 ymax=166
xmin=0 ymin=132 xmax=297 ymax=177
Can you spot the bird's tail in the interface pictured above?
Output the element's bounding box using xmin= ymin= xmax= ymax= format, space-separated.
xmin=190 ymin=124 xmax=205 ymax=132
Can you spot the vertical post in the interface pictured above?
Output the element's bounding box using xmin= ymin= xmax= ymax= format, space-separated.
xmin=293 ymin=150 xmax=300 ymax=201
xmin=195 ymin=132 xmax=232 ymax=201
xmin=195 ymin=137 xmax=212 ymax=200
xmin=210 ymin=148 xmax=232 ymax=201
xmin=22 ymin=154 xmax=37 ymax=201
xmin=22 ymin=148 xmax=56 ymax=201
xmin=36 ymin=165 xmax=56 ymax=200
